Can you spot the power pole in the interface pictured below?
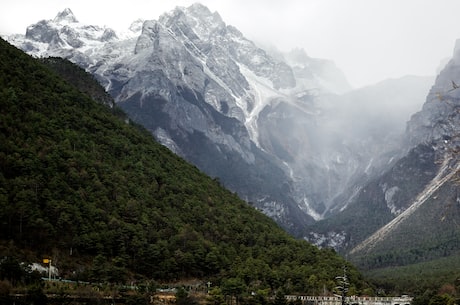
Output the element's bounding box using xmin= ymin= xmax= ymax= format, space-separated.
xmin=335 ymin=266 xmax=349 ymax=305
xmin=43 ymin=258 xmax=52 ymax=281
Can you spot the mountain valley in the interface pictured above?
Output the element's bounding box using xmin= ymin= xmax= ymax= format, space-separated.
xmin=4 ymin=3 xmax=460 ymax=290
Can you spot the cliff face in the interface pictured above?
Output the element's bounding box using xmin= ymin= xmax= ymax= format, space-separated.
xmin=406 ymin=40 xmax=460 ymax=150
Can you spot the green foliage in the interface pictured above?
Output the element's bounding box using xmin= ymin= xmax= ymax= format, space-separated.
xmin=0 ymin=38 xmax=364 ymax=293
xmin=125 ymin=294 xmax=150 ymax=305
xmin=39 ymin=57 xmax=115 ymax=108
xmin=207 ymin=287 xmax=226 ymax=305
xmin=428 ymin=294 xmax=455 ymax=305
xmin=0 ymin=256 xmax=41 ymax=287
xmin=412 ymin=289 xmax=436 ymax=305
xmin=273 ymin=289 xmax=287 ymax=305
xmin=351 ymin=181 xmax=460 ymax=272
xmin=25 ymin=284 xmax=48 ymax=305
xmin=0 ymin=280 xmax=12 ymax=301
xmin=365 ymin=253 xmax=460 ymax=295
xmin=354 ymin=180 xmax=460 ymax=294
xmin=175 ymin=286 xmax=199 ymax=305
xmin=0 ymin=257 xmax=24 ymax=286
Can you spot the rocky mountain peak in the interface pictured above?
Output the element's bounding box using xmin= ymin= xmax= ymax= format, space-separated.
xmin=129 ymin=19 xmax=144 ymax=34
xmin=53 ymin=8 xmax=78 ymax=24
xmin=187 ymin=2 xmax=213 ymax=15
xmin=21 ymin=8 xmax=117 ymax=54
xmin=159 ymin=3 xmax=226 ymax=42
xmin=406 ymin=43 xmax=460 ymax=152
xmin=185 ymin=2 xmax=225 ymax=29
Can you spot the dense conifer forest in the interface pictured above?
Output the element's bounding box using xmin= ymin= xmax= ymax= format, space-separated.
xmin=0 ymin=37 xmax=367 ymax=301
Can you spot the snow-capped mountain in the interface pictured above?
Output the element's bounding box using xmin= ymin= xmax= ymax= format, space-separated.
xmin=3 ymin=4 xmax=432 ymax=237
xmin=10 ymin=8 xmax=119 ymax=56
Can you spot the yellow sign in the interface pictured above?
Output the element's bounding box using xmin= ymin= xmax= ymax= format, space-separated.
xmin=43 ymin=259 xmax=50 ymax=264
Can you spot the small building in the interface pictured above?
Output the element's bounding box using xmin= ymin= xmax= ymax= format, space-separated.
xmin=285 ymin=295 xmax=413 ymax=305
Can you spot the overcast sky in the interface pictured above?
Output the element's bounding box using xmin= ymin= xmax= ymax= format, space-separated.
xmin=1 ymin=0 xmax=460 ymax=88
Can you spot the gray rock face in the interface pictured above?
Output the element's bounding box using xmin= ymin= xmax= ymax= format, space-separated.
xmin=407 ymin=41 xmax=460 ymax=152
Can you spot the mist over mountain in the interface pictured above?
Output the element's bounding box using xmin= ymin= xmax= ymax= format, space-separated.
xmin=4 ymin=4 xmax=437 ymax=241
xmin=304 ymin=39 xmax=460 ymax=286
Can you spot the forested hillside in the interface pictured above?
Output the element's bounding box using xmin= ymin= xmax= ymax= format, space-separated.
xmin=0 ymin=38 xmax=366 ymax=295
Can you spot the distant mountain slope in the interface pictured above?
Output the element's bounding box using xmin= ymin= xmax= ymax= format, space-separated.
xmin=348 ymin=40 xmax=460 ymax=266
xmin=0 ymin=38 xmax=366 ymax=293
xmin=305 ymin=144 xmax=439 ymax=250
xmin=308 ymin=75 xmax=433 ymax=217
xmin=305 ymin=40 xmax=460 ymax=287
